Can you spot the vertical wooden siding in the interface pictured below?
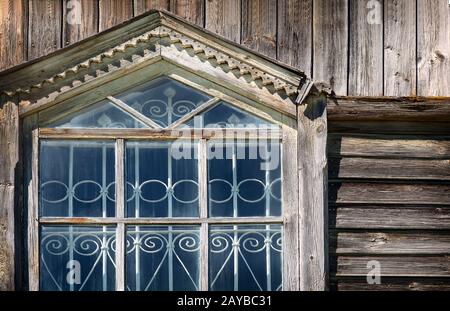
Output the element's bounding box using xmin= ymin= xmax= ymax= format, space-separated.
xmin=0 ymin=0 xmax=26 ymax=71
xmin=1 ymin=0 xmax=449 ymax=95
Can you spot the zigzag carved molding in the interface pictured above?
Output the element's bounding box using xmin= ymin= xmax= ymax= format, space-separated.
xmin=2 ymin=25 xmax=303 ymax=102
xmin=2 ymin=26 xmax=298 ymax=102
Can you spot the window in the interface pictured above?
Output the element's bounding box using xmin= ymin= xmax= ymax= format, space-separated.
xmin=30 ymin=75 xmax=297 ymax=291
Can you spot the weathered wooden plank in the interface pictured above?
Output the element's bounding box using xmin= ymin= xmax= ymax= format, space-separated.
xmin=115 ymin=139 xmax=125 ymax=291
xmin=28 ymin=0 xmax=62 ymax=60
xmin=134 ymin=0 xmax=169 ymax=16
xmin=38 ymin=128 xmax=282 ymax=140
xmin=205 ymin=0 xmax=240 ymax=43
xmin=348 ymin=0 xmax=383 ymax=96
xmin=417 ymin=0 xmax=450 ymax=96
xmin=170 ymin=0 xmax=204 ymax=26
xmin=330 ymin=206 xmax=450 ymax=230
xmin=0 ymin=185 xmax=15 ymax=290
xmin=62 ymin=0 xmax=99 ymax=47
xmin=329 ymin=121 xmax=450 ymax=136
xmin=313 ymin=0 xmax=348 ymax=95
xmin=277 ymin=0 xmax=312 ymax=76
xmin=28 ymin=129 xmax=39 ymax=291
xmin=331 ymin=231 xmax=450 ymax=255
xmin=329 ymin=157 xmax=450 ymax=181
xmin=329 ymin=182 xmax=450 ymax=205
xmin=332 ymin=277 xmax=450 ymax=291
xmin=282 ymin=125 xmax=299 ymax=291
xmin=241 ymin=0 xmax=277 ymax=59
xmin=115 ymin=223 xmax=125 ymax=291
xmin=384 ymin=0 xmax=416 ymax=96
xmin=0 ymin=101 xmax=19 ymax=290
xmin=198 ymin=139 xmax=208 ymax=291
xmin=1 ymin=11 xmax=161 ymax=92
xmin=298 ymin=94 xmax=328 ymax=290
xmin=333 ymin=256 xmax=450 ymax=277
xmin=327 ymin=97 xmax=450 ymax=122
xmin=98 ymin=0 xmax=133 ymax=32
xmin=0 ymin=102 xmax=18 ymax=185
xmin=328 ymin=135 xmax=450 ymax=159
xmin=162 ymin=55 xmax=297 ymax=118
xmin=21 ymin=114 xmax=38 ymax=291
xmin=40 ymin=216 xmax=283 ymax=225
xmin=0 ymin=0 xmax=26 ymax=71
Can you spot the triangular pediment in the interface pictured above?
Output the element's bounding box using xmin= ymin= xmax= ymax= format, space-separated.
xmin=0 ymin=10 xmax=312 ymax=118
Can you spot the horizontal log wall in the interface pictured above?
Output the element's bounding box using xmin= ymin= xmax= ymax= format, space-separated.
xmin=329 ymin=97 xmax=450 ymax=291
xmin=0 ymin=0 xmax=449 ymax=96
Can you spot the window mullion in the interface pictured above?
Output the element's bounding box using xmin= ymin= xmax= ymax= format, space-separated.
xmin=101 ymin=144 xmax=108 ymax=291
xmin=29 ymin=130 xmax=40 ymax=291
xmin=264 ymin=143 xmax=272 ymax=291
xmin=167 ymin=137 xmax=174 ymax=290
xmin=232 ymin=141 xmax=239 ymax=291
xmin=68 ymin=143 xmax=75 ymax=291
xmin=115 ymin=139 xmax=126 ymax=291
xmin=198 ymin=139 xmax=209 ymax=291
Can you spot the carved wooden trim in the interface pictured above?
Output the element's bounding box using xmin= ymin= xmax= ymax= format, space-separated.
xmin=0 ymin=12 xmax=310 ymax=112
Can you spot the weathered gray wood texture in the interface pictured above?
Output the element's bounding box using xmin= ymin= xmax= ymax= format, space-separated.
xmin=298 ymin=94 xmax=329 ymax=291
xmin=0 ymin=100 xmax=19 ymax=290
xmin=0 ymin=0 xmax=450 ymax=292
xmin=1 ymin=0 xmax=449 ymax=96
xmin=329 ymin=97 xmax=450 ymax=291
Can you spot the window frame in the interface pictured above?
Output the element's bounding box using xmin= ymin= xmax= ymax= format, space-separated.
xmin=26 ymin=73 xmax=299 ymax=292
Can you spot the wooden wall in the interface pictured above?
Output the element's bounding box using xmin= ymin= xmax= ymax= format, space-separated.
xmin=0 ymin=0 xmax=449 ymax=96
xmin=328 ymin=98 xmax=450 ymax=290
xmin=1 ymin=0 xmax=450 ymax=291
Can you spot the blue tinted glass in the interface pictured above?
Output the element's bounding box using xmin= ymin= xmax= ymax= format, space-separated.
xmin=184 ymin=101 xmax=276 ymax=128
xmin=40 ymin=226 xmax=116 ymax=291
xmin=126 ymin=226 xmax=200 ymax=291
xmin=49 ymin=100 xmax=148 ymax=128
xmin=117 ymin=77 xmax=211 ymax=127
xmin=209 ymin=225 xmax=282 ymax=291
xmin=208 ymin=141 xmax=282 ymax=217
xmin=40 ymin=141 xmax=116 ymax=217
xmin=126 ymin=141 xmax=199 ymax=218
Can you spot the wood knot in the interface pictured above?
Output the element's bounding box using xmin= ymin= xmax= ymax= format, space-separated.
xmin=370 ymin=233 xmax=388 ymax=245
xmin=435 ymin=50 xmax=446 ymax=62
xmin=408 ymin=282 xmax=419 ymax=290
xmin=316 ymin=123 xmax=325 ymax=134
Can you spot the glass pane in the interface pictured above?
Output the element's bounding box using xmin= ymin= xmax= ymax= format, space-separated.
xmin=183 ymin=101 xmax=276 ymax=128
xmin=126 ymin=141 xmax=199 ymax=218
xmin=116 ymin=77 xmax=211 ymax=128
xmin=209 ymin=225 xmax=282 ymax=291
xmin=49 ymin=100 xmax=148 ymax=128
xmin=40 ymin=226 xmax=116 ymax=291
xmin=208 ymin=141 xmax=282 ymax=217
xmin=126 ymin=226 xmax=200 ymax=291
xmin=40 ymin=141 xmax=116 ymax=217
